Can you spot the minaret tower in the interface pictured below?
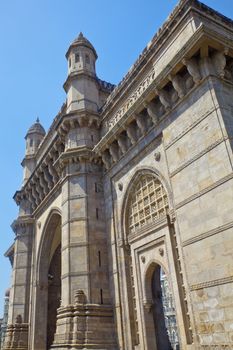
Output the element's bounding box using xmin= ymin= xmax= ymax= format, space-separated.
xmin=22 ymin=118 xmax=45 ymax=185
xmin=3 ymin=119 xmax=45 ymax=350
xmin=64 ymin=32 xmax=99 ymax=113
xmin=52 ymin=34 xmax=117 ymax=349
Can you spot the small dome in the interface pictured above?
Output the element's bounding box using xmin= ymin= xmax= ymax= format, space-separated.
xmin=5 ymin=288 xmax=10 ymax=297
xmin=26 ymin=118 xmax=46 ymax=137
xmin=66 ymin=32 xmax=97 ymax=59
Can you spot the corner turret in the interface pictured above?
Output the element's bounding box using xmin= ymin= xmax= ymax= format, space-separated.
xmin=22 ymin=118 xmax=45 ymax=184
xmin=64 ymin=33 xmax=100 ymax=113
xmin=66 ymin=32 xmax=97 ymax=77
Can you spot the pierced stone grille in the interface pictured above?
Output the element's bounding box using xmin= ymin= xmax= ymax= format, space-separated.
xmin=128 ymin=175 xmax=168 ymax=234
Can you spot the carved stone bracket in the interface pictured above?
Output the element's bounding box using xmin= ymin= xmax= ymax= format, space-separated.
xmin=155 ymin=89 xmax=171 ymax=111
xmin=169 ymin=74 xmax=185 ymax=98
xmin=126 ymin=123 xmax=137 ymax=145
xmin=144 ymin=101 xmax=159 ymax=125
xmin=117 ymin=134 xmax=128 ymax=154
xmin=182 ymin=57 xmax=201 ymax=84
xmin=212 ymin=47 xmax=229 ymax=78
xmin=109 ymin=143 xmax=119 ymax=163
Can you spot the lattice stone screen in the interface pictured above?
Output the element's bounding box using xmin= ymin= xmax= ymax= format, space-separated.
xmin=128 ymin=175 xmax=169 ymax=234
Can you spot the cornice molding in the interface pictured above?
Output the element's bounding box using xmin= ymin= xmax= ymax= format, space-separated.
xmin=182 ymin=220 xmax=233 ymax=247
xmin=190 ymin=275 xmax=233 ymax=291
xmin=176 ymin=172 xmax=233 ymax=209
xmin=95 ymin=26 xmax=233 ymax=154
xmin=100 ymin=0 xmax=233 ymax=122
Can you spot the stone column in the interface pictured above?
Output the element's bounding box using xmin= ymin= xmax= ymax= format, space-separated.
xmin=52 ymin=124 xmax=117 ymax=349
xmin=3 ymin=216 xmax=34 ymax=350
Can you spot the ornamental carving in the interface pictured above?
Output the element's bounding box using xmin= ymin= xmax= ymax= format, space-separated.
xmin=104 ymin=68 xmax=156 ymax=131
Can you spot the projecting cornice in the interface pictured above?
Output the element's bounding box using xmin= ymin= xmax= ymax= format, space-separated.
xmin=94 ymin=25 xmax=233 ymax=169
xmin=100 ymin=0 xmax=233 ymax=125
xmin=95 ymin=25 xmax=233 ymax=148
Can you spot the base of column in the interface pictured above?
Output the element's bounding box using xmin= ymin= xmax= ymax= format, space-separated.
xmin=51 ymin=298 xmax=117 ymax=350
xmin=2 ymin=323 xmax=28 ymax=350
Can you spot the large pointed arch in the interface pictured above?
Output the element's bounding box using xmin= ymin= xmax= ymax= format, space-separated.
xmin=32 ymin=208 xmax=62 ymax=350
xmin=36 ymin=207 xmax=62 ymax=286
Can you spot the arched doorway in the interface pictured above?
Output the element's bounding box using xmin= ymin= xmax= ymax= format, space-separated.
xmin=33 ymin=211 xmax=61 ymax=350
xmin=151 ymin=265 xmax=179 ymax=350
xmin=122 ymin=172 xmax=182 ymax=349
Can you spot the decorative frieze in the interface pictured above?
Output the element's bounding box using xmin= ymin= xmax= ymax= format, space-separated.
xmin=103 ymin=68 xmax=156 ymax=131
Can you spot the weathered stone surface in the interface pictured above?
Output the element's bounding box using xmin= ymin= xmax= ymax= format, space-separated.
xmin=4 ymin=1 xmax=233 ymax=349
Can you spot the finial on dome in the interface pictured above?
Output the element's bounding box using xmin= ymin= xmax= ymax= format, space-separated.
xmin=26 ymin=119 xmax=46 ymax=137
xmin=66 ymin=32 xmax=97 ymax=59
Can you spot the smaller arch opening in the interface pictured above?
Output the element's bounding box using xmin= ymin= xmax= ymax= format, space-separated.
xmin=146 ymin=264 xmax=180 ymax=350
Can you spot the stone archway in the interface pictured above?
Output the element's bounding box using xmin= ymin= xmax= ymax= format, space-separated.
xmin=121 ymin=171 xmax=182 ymax=349
xmin=32 ymin=211 xmax=61 ymax=350
xmin=143 ymin=262 xmax=180 ymax=350
xmin=151 ymin=264 xmax=172 ymax=349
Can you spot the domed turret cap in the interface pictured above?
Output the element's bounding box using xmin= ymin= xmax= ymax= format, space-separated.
xmin=26 ymin=118 xmax=46 ymax=137
xmin=66 ymin=32 xmax=98 ymax=59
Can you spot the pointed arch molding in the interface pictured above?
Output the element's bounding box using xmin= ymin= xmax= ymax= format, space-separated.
xmin=120 ymin=167 xmax=174 ymax=244
xmin=143 ymin=258 xmax=169 ymax=304
xmin=36 ymin=207 xmax=62 ymax=286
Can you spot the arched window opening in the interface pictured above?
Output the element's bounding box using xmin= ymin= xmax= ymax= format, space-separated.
xmin=151 ymin=266 xmax=180 ymax=350
xmin=85 ymin=54 xmax=90 ymax=64
xmin=127 ymin=175 xmax=169 ymax=234
xmin=75 ymin=53 xmax=80 ymax=63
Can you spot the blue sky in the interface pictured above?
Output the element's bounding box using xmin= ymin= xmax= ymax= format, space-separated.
xmin=0 ymin=0 xmax=232 ymax=316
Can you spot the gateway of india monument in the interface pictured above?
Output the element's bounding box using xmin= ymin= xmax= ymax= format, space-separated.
xmin=3 ymin=0 xmax=233 ymax=349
